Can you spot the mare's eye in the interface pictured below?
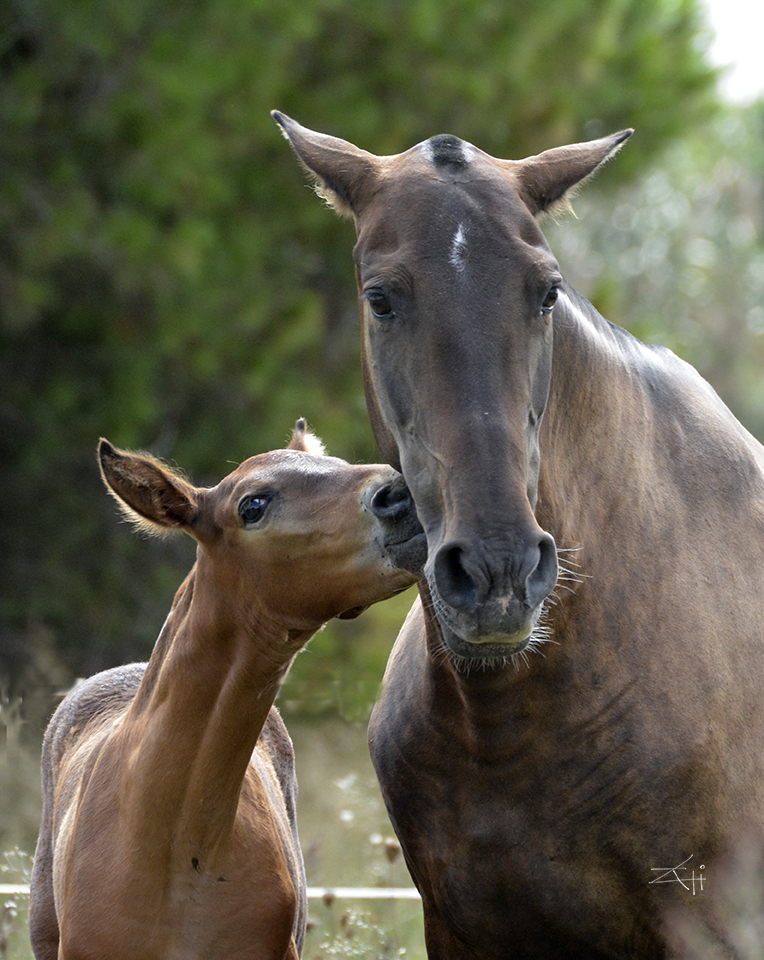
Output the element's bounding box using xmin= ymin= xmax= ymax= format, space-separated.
xmin=365 ymin=290 xmax=395 ymax=320
xmin=541 ymin=286 xmax=559 ymax=315
xmin=239 ymin=495 xmax=270 ymax=526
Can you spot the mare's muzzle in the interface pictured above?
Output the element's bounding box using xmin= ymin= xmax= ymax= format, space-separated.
xmin=426 ymin=532 xmax=558 ymax=659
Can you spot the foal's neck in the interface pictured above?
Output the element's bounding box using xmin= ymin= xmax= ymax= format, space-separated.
xmin=120 ymin=560 xmax=302 ymax=861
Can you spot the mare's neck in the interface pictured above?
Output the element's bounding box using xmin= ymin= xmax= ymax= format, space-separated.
xmin=120 ymin=558 xmax=305 ymax=862
xmin=537 ymin=285 xmax=652 ymax=546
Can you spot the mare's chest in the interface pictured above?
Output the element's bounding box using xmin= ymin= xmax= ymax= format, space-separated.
xmin=372 ymin=620 xmax=729 ymax=957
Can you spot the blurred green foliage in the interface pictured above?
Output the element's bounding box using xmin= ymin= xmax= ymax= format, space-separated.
xmin=546 ymin=103 xmax=764 ymax=438
xmin=1 ymin=0 xmax=722 ymax=720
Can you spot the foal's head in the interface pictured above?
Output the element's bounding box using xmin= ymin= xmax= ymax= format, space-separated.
xmin=99 ymin=420 xmax=424 ymax=637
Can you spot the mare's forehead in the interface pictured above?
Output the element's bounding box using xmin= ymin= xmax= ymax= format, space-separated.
xmin=356 ymin=170 xmax=546 ymax=263
xmin=360 ymin=145 xmax=536 ymax=239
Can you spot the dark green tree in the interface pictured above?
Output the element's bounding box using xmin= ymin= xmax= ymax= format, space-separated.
xmin=1 ymin=0 xmax=719 ymax=714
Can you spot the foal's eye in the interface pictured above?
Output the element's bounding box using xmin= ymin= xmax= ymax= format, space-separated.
xmin=239 ymin=495 xmax=270 ymax=525
xmin=365 ymin=290 xmax=395 ymax=320
xmin=541 ymin=286 xmax=559 ymax=315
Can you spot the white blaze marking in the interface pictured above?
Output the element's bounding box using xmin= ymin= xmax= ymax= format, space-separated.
xmin=450 ymin=223 xmax=467 ymax=273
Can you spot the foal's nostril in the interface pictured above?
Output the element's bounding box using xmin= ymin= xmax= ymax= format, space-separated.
xmin=370 ymin=477 xmax=413 ymax=520
xmin=433 ymin=544 xmax=479 ymax=613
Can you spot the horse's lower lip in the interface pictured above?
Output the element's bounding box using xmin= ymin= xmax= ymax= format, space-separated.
xmin=432 ymin=599 xmax=537 ymax=659
xmin=336 ymin=605 xmax=368 ymax=620
xmin=439 ymin=623 xmax=532 ymax=661
xmin=386 ymin=533 xmax=420 ymax=546
xmin=428 ymin=581 xmax=537 ymax=653
xmin=384 ymin=533 xmax=427 ymax=577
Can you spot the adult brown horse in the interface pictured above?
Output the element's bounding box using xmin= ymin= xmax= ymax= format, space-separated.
xmin=274 ymin=113 xmax=764 ymax=959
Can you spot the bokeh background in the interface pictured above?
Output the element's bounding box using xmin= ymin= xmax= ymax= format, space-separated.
xmin=2 ymin=0 xmax=763 ymax=955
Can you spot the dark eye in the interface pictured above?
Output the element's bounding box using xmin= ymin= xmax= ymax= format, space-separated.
xmin=365 ymin=289 xmax=395 ymax=320
xmin=239 ymin=495 xmax=270 ymax=525
xmin=541 ymin=286 xmax=559 ymax=315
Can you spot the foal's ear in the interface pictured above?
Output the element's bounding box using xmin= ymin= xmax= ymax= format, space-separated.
xmin=98 ymin=439 xmax=200 ymax=536
xmin=272 ymin=110 xmax=380 ymax=218
xmin=287 ymin=418 xmax=326 ymax=456
xmin=510 ymin=129 xmax=633 ymax=218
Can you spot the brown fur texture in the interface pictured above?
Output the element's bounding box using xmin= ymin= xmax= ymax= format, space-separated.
xmin=29 ymin=423 xmax=422 ymax=960
xmin=276 ymin=115 xmax=764 ymax=959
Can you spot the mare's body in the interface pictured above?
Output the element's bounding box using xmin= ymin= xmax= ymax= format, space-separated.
xmin=371 ymin=285 xmax=764 ymax=958
xmin=274 ymin=115 xmax=764 ymax=958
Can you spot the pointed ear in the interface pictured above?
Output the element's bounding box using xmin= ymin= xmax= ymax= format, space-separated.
xmin=287 ymin=418 xmax=326 ymax=456
xmin=98 ymin=439 xmax=201 ymax=536
xmin=272 ymin=110 xmax=381 ymax=218
xmin=510 ymin=129 xmax=633 ymax=217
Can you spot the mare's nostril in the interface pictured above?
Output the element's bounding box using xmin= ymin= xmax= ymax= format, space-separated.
xmin=524 ymin=533 xmax=558 ymax=608
xmin=433 ymin=543 xmax=479 ymax=613
xmin=370 ymin=476 xmax=412 ymax=519
xmin=434 ymin=533 xmax=557 ymax=616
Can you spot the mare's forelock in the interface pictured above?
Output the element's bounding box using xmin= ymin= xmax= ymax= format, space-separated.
xmin=423 ymin=134 xmax=471 ymax=171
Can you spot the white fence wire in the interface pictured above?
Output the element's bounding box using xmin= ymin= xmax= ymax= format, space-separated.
xmin=1 ymin=884 xmax=421 ymax=900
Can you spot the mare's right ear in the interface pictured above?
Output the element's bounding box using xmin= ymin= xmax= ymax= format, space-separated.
xmin=272 ymin=110 xmax=380 ymax=218
xmin=98 ymin=439 xmax=200 ymax=536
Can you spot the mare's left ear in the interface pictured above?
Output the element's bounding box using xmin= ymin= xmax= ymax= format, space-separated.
xmin=288 ymin=418 xmax=326 ymax=456
xmin=98 ymin=439 xmax=201 ymax=536
xmin=511 ymin=129 xmax=633 ymax=217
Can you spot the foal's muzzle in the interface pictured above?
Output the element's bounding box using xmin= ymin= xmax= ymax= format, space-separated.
xmin=369 ymin=473 xmax=427 ymax=577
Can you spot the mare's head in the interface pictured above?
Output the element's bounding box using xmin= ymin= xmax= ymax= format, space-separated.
xmin=98 ymin=419 xmax=424 ymax=635
xmin=274 ymin=113 xmax=631 ymax=662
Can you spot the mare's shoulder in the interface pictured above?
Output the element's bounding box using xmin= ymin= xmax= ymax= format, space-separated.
xmin=612 ymin=321 xmax=764 ymax=477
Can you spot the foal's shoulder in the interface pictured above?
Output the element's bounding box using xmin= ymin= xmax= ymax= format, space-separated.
xmin=43 ymin=664 xmax=146 ymax=769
